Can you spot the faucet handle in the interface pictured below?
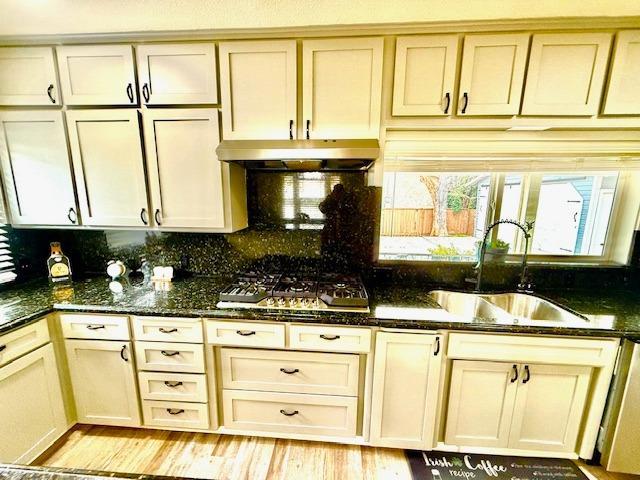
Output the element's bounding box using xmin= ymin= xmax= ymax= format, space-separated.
xmin=517 ymin=281 xmax=535 ymax=294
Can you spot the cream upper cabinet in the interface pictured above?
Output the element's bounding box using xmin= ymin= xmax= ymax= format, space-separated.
xmin=0 ymin=111 xmax=78 ymax=226
xmin=521 ymin=33 xmax=612 ymax=116
xmin=0 ymin=343 xmax=67 ymax=464
xmin=369 ymin=332 xmax=442 ymax=449
xmin=0 ymin=47 xmax=60 ymax=106
xmin=65 ymin=339 xmax=141 ymax=427
xmin=136 ymin=43 xmax=218 ymax=105
xmin=66 ymin=109 xmax=150 ymax=227
xmin=508 ymin=364 xmax=592 ymax=452
xmin=302 ymin=37 xmax=383 ymax=139
xmin=142 ymin=108 xmax=247 ymax=231
xmin=445 ymin=360 xmax=518 ymax=448
xmin=458 ymin=33 xmax=529 ymax=116
xmin=603 ymin=30 xmax=640 ymax=115
xmin=219 ymin=40 xmax=297 ymax=140
xmin=392 ymin=35 xmax=458 ymax=116
xmin=56 ymin=45 xmax=137 ymax=106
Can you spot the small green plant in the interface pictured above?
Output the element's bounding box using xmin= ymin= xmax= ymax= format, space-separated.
xmin=486 ymin=239 xmax=510 ymax=250
xmin=428 ymin=244 xmax=461 ymax=256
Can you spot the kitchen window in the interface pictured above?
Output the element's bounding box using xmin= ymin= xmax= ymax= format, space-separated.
xmin=379 ymin=157 xmax=638 ymax=265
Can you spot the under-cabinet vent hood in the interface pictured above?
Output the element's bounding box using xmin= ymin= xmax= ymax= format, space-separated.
xmin=216 ymin=139 xmax=379 ymax=171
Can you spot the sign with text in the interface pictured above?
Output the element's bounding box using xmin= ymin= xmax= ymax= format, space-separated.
xmin=407 ymin=451 xmax=589 ymax=480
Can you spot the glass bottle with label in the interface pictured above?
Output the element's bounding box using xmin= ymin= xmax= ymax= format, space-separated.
xmin=47 ymin=242 xmax=72 ymax=283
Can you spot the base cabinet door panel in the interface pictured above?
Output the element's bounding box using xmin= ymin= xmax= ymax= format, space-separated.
xmin=445 ymin=360 xmax=518 ymax=448
xmin=0 ymin=111 xmax=78 ymax=226
xmin=0 ymin=47 xmax=60 ymax=106
xmin=65 ymin=339 xmax=140 ymax=427
xmin=0 ymin=343 xmax=67 ymax=464
xmin=369 ymin=332 xmax=442 ymax=449
xmin=508 ymin=364 xmax=592 ymax=452
xmin=66 ymin=109 xmax=149 ymax=227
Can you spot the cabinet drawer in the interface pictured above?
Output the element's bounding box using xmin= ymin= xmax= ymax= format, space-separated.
xmin=132 ymin=316 xmax=203 ymax=343
xmin=288 ymin=325 xmax=371 ymax=353
xmin=206 ymin=320 xmax=285 ymax=348
xmin=447 ymin=332 xmax=619 ymax=367
xmin=135 ymin=341 xmax=205 ymax=373
xmin=142 ymin=400 xmax=209 ymax=430
xmin=0 ymin=318 xmax=50 ymax=367
xmin=220 ymin=348 xmax=360 ymax=396
xmin=222 ymin=390 xmax=357 ymax=437
xmin=138 ymin=372 xmax=208 ymax=402
xmin=60 ymin=314 xmax=130 ymax=340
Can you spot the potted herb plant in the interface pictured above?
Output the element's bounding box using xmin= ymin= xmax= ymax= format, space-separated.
xmin=483 ymin=239 xmax=510 ymax=263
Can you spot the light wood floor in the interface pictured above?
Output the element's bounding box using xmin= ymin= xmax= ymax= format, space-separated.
xmin=35 ymin=425 xmax=639 ymax=480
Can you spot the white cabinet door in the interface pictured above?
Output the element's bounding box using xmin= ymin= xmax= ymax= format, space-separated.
xmin=302 ymin=37 xmax=383 ymax=139
xmin=142 ymin=108 xmax=225 ymax=229
xmin=56 ymin=45 xmax=136 ymax=106
xmin=136 ymin=43 xmax=217 ymax=105
xmin=392 ymin=35 xmax=458 ymax=116
xmin=0 ymin=47 xmax=60 ymax=106
xmin=219 ymin=40 xmax=297 ymax=139
xmin=445 ymin=360 xmax=518 ymax=448
xmin=603 ymin=30 xmax=640 ymax=115
xmin=521 ymin=33 xmax=612 ymax=116
xmin=369 ymin=332 xmax=442 ymax=449
xmin=508 ymin=364 xmax=592 ymax=452
xmin=0 ymin=343 xmax=67 ymax=464
xmin=0 ymin=111 xmax=78 ymax=226
xmin=458 ymin=33 xmax=529 ymax=116
xmin=66 ymin=109 xmax=149 ymax=227
xmin=65 ymin=339 xmax=140 ymax=427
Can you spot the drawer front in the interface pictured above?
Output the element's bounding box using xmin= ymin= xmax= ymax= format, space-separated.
xmin=133 ymin=316 xmax=203 ymax=343
xmin=0 ymin=318 xmax=50 ymax=367
xmin=138 ymin=372 xmax=208 ymax=402
xmin=60 ymin=313 xmax=130 ymax=340
xmin=220 ymin=348 xmax=360 ymax=396
xmin=135 ymin=341 xmax=205 ymax=373
xmin=222 ymin=390 xmax=357 ymax=437
xmin=206 ymin=320 xmax=285 ymax=348
xmin=142 ymin=400 xmax=209 ymax=430
xmin=447 ymin=332 xmax=619 ymax=367
xmin=288 ymin=325 xmax=371 ymax=353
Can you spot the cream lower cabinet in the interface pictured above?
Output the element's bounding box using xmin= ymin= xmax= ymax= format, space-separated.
xmin=0 ymin=343 xmax=67 ymax=464
xmin=369 ymin=332 xmax=442 ymax=449
xmin=65 ymin=339 xmax=141 ymax=427
xmin=445 ymin=360 xmax=592 ymax=453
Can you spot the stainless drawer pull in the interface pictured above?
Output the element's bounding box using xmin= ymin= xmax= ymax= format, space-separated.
xmin=236 ymin=330 xmax=256 ymax=336
xmin=161 ymin=350 xmax=180 ymax=357
xmin=320 ymin=334 xmax=340 ymax=340
xmin=280 ymin=368 xmax=299 ymax=375
xmin=280 ymin=409 xmax=299 ymax=417
xmin=167 ymin=408 xmax=184 ymax=415
xmin=86 ymin=325 xmax=106 ymax=330
xmin=164 ymin=381 xmax=183 ymax=388
xmin=0 ymin=345 xmax=6 ymax=353
xmin=159 ymin=327 xmax=178 ymax=333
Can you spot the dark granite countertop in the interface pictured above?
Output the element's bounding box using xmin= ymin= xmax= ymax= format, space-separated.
xmin=1 ymin=276 xmax=639 ymax=338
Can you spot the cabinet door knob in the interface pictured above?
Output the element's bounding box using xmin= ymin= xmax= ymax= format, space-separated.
xmin=126 ymin=83 xmax=134 ymax=103
xmin=140 ymin=208 xmax=148 ymax=225
xmin=86 ymin=324 xmax=106 ymax=330
xmin=523 ymin=365 xmax=531 ymax=384
xmin=120 ymin=345 xmax=128 ymax=362
xmin=167 ymin=408 xmax=184 ymax=415
xmin=510 ymin=364 xmax=518 ymax=383
xmin=280 ymin=409 xmax=299 ymax=417
xmin=67 ymin=207 xmax=77 ymax=224
xmin=164 ymin=381 xmax=183 ymax=388
xmin=320 ymin=334 xmax=340 ymax=341
xmin=461 ymin=92 xmax=469 ymax=114
xmin=289 ymin=120 xmax=294 ymax=140
xmin=305 ymin=120 xmax=310 ymax=139
xmin=158 ymin=327 xmax=177 ymax=334
xmin=161 ymin=350 xmax=180 ymax=357
xmin=154 ymin=209 xmax=162 ymax=226
xmin=443 ymin=92 xmax=451 ymax=114
xmin=47 ymin=84 xmax=56 ymax=104
xmin=236 ymin=330 xmax=256 ymax=336
xmin=280 ymin=368 xmax=299 ymax=375
xmin=434 ymin=336 xmax=441 ymax=356
xmin=142 ymin=83 xmax=150 ymax=103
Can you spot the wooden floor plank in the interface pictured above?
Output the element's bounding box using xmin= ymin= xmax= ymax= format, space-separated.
xmin=34 ymin=425 xmax=637 ymax=480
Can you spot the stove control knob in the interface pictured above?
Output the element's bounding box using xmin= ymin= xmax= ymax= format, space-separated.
xmin=301 ymin=298 xmax=310 ymax=308
xmin=277 ymin=297 xmax=286 ymax=307
xmin=266 ymin=297 xmax=275 ymax=306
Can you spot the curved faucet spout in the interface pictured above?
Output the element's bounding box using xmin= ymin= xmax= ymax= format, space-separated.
xmin=475 ymin=219 xmax=534 ymax=293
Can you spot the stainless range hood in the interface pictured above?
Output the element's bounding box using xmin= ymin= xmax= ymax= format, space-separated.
xmin=216 ymin=139 xmax=379 ymax=171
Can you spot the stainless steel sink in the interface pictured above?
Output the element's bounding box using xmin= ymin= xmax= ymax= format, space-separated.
xmin=429 ymin=290 xmax=587 ymax=323
xmin=482 ymin=292 xmax=585 ymax=322
xmin=428 ymin=290 xmax=512 ymax=321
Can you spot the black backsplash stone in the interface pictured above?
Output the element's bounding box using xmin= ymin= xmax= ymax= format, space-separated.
xmin=6 ymin=170 xmax=638 ymax=292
